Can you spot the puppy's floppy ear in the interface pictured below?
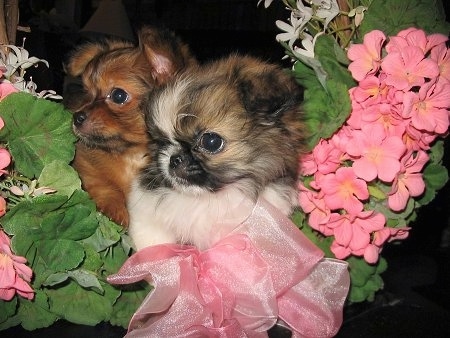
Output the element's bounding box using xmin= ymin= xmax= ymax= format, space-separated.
xmin=138 ymin=26 xmax=197 ymax=84
xmin=64 ymin=39 xmax=133 ymax=77
xmin=231 ymin=56 xmax=302 ymax=120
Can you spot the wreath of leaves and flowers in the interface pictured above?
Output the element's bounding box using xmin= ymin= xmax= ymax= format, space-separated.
xmin=0 ymin=0 xmax=449 ymax=333
xmin=260 ymin=0 xmax=450 ymax=302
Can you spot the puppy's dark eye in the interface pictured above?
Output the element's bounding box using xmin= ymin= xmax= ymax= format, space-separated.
xmin=198 ymin=132 xmax=224 ymax=154
xmin=108 ymin=88 xmax=129 ymax=104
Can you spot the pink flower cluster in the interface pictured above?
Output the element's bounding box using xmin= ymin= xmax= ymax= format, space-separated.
xmin=0 ymin=81 xmax=33 ymax=301
xmin=299 ymin=28 xmax=450 ymax=264
xmin=0 ymin=230 xmax=34 ymax=301
xmin=0 ymin=82 xmax=16 ymax=216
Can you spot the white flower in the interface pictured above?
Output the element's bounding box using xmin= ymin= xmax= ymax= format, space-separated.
xmin=9 ymin=180 xmax=56 ymax=197
xmin=276 ymin=3 xmax=313 ymax=47
xmin=348 ymin=6 xmax=368 ymax=27
xmin=294 ymin=0 xmax=314 ymax=22
xmin=0 ymin=44 xmax=49 ymax=80
xmin=292 ymin=32 xmax=316 ymax=59
xmin=257 ymin=0 xmax=274 ymax=8
xmin=311 ymin=0 xmax=340 ymax=29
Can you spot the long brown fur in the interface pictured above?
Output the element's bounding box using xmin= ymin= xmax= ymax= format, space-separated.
xmin=64 ymin=27 xmax=196 ymax=226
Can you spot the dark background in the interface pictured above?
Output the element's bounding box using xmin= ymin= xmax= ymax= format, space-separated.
xmin=4 ymin=0 xmax=450 ymax=337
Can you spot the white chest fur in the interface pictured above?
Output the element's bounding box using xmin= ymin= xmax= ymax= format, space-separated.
xmin=127 ymin=180 xmax=296 ymax=251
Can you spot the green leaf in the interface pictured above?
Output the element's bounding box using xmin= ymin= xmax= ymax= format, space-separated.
xmin=30 ymin=256 xmax=57 ymax=289
xmin=428 ymin=140 xmax=445 ymax=164
xmin=315 ymin=35 xmax=355 ymax=89
xmin=67 ymin=269 xmax=104 ymax=294
xmin=16 ymin=291 xmax=58 ymax=331
xmin=110 ymin=285 xmax=151 ymax=328
xmin=0 ymin=297 xmax=17 ymax=324
xmin=2 ymin=190 xmax=98 ymax=245
xmin=292 ymin=37 xmax=354 ymax=150
xmin=302 ymin=79 xmax=352 ymax=149
xmin=0 ymin=290 xmax=58 ymax=331
xmin=81 ymin=214 xmax=123 ymax=252
xmin=368 ymin=184 xmax=387 ymax=200
xmin=81 ymin=246 xmax=104 ymax=272
xmin=1 ymin=194 xmax=68 ymax=236
xmin=418 ymin=162 xmax=449 ymax=206
xmin=360 ymin=0 xmax=450 ymax=38
xmin=293 ymin=60 xmax=321 ymax=89
xmin=47 ymin=281 xmax=120 ymax=326
xmin=0 ymin=92 xmax=76 ymax=178
xmin=42 ymin=272 xmax=70 ymax=287
xmin=101 ymin=241 xmax=132 ymax=276
xmin=38 ymin=160 xmax=82 ymax=198
xmin=423 ymin=162 xmax=449 ymax=191
xmin=38 ymin=239 xmax=85 ymax=271
xmin=346 ymin=256 xmax=387 ymax=303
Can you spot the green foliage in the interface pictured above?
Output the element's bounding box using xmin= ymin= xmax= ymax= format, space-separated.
xmin=346 ymin=256 xmax=387 ymax=303
xmin=359 ymin=0 xmax=450 ymax=39
xmin=293 ymin=35 xmax=355 ymax=150
xmin=0 ymin=93 xmax=147 ymax=331
xmin=0 ymin=92 xmax=76 ymax=178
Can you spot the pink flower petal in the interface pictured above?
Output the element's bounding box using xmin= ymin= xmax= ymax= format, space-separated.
xmin=363 ymin=244 xmax=380 ymax=264
xmin=388 ymin=182 xmax=410 ymax=211
xmin=330 ymin=241 xmax=351 ymax=260
xmin=349 ymin=225 xmax=370 ymax=251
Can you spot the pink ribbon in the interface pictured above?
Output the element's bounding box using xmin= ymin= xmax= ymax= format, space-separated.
xmin=108 ymin=199 xmax=350 ymax=337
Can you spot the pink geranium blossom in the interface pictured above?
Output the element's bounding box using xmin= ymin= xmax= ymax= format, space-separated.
xmin=0 ymin=82 xmax=18 ymax=101
xmin=320 ymin=167 xmax=369 ymax=215
xmin=362 ymin=102 xmax=406 ymax=137
xmin=300 ymin=139 xmax=343 ymax=176
xmin=327 ymin=211 xmax=386 ymax=262
xmin=346 ymin=124 xmax=406 ymax=182
xmin=431 ymin=43 xmax=450 ymax=84
xmin=0 ymin=148 xmax=11 ymax=176
xmin=381 ymin=45 xmax=440 ymax=90
xmin=403 ymin=124 xmax=437 ymax=152
xmin=0 ymin=196 xmax=6 ymax=217
xmin=388 ymin=151 xmax=429 ymax=211
xmin=0 ymin=114 xmax=10 ymax=176
xmin=386 ymin=28 xmax=448 ymax=55
xmin=298 ymin=28 xmax=449 ymax=265
xmin=402 ymin=80 xmax=450 ymax=135
xmin=350 ymin=74 xmax=389 ymax=104
xmin=298 ymin=183 xmax=332 ymax=235
xmin=348 ymin=30 xmax=386 ymax=81
xmin=0 ymin=230 xmax=34 ymax=301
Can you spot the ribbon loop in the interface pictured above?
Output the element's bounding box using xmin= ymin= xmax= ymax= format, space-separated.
xmin=108 ymin=199 xmax=350 ymax=337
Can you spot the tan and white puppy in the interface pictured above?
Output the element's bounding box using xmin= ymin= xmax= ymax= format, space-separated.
xmin=128 ymin=55 xmax=305 ymax=250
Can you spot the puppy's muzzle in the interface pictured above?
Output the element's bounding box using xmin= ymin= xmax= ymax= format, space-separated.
xmin=73 ymin=111 xmax=87 ymax=127
xmin=169 ymin=153 xmax=202 ymax=181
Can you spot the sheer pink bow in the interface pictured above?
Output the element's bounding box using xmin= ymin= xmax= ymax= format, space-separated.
xmin=108 ymin=199 xmax=350 ymax=337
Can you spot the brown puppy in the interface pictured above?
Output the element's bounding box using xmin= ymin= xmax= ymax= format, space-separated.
xmin=64 ymin=27 xmax=196 ymax=226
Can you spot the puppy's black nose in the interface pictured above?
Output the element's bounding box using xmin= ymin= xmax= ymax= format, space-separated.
xmin=169 ymin=153 xmax=203 ymax=183
xmin=169 ymin=154 xmax=185 ymax=169
xmin=73 ymin=111 xmax=87 ymax=126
